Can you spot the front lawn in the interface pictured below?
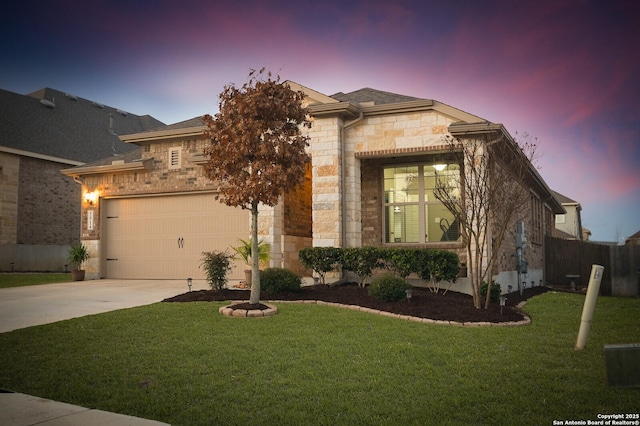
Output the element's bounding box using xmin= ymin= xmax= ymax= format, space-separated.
xmin=0 ymin=292 xmax=638 ymax=425
xmin=0 ymin=273 xmax=72 ymax=288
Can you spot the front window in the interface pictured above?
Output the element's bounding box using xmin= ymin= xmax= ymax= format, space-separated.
xmin=384 ymin=163 xmax=460 ymax=244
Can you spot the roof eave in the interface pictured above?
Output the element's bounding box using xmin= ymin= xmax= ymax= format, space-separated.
xmin=0 ymin=146 xmax=84 ymax=166
xmin=449 ymin=122 xmax=566 ymax=214
xmin=307 ymin=101 xmax=361 ymax=117
xmin=61 ymin=158 xmax=154 ymax=177
xmin=119 ymin=125 xmax=207 ymax=144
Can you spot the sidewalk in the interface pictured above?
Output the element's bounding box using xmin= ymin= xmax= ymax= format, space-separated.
xmin=0 ymin=279 xmax=209 ymax=425
xmin=0 ymin=391 xmax=169 ymax=425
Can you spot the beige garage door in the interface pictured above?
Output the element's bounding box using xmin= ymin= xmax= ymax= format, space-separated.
xmin=103 ymin=193 xmax=250 ymax=280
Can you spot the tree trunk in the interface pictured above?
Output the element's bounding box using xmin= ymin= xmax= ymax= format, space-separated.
xmin=249 ymin=202 xmax=261 ymax=305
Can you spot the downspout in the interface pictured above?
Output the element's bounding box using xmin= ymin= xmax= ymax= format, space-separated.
xmin=340 ymin=112 xmax=364 ymax=247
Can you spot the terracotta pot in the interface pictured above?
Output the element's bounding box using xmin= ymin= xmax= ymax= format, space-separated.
xmin=71 ymin=270 xmax=85 ymax=281
xmin=244 ymin=269 xmax=252 ymax=287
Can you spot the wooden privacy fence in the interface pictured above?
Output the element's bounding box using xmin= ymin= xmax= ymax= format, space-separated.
xmin=545 ymin=236 xmax=640 ymax=297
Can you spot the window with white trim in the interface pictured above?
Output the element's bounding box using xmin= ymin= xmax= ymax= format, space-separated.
xmin=383 ymin=163 xmax=460 ymax=244
xmin=168 ymin=147 xmax=182 ymax=170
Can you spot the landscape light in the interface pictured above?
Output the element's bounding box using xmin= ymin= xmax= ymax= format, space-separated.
xmin=405 ymin=288 xmax=413 ymax=302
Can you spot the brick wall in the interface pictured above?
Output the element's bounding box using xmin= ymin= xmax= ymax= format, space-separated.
xmin=0 ymin=152 xmax=19 ymax=245
xmin=283 ymin=162 xmax=312 ymax=238
xmin=17 ymin=156 xmax=80 ymax=245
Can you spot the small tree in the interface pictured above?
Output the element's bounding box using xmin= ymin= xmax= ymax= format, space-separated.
xmin=434 ymin=130 xmax=537 ymax=309
xmin=202 ymin=68 xmax=311 ymax=305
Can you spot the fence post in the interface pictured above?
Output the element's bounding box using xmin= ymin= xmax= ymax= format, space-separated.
xmin=575 ymin=264 xmax=605 ymax=350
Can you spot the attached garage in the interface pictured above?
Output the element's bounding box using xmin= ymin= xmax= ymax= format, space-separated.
xmin=102 ymin=192 xmax=249 ymax=280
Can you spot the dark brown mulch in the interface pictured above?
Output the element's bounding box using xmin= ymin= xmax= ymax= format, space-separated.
xmin=163 ymin=283 xmax=550 ymax=324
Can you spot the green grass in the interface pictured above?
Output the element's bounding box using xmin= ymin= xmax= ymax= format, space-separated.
xmin=0 ymin=292 xmax=638 ymax=425
xmin=0 ymin=273 xmax=72 ymax=288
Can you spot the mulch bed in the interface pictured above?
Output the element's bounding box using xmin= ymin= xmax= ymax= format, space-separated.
xmin=163 ymin=282 xmax=551 ymax=324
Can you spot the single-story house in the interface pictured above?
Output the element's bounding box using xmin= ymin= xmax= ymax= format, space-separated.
xmin=61 ymin=82 xmax=564 ymax=294
xmin=0 ymin=87 xmax=164 ymax=271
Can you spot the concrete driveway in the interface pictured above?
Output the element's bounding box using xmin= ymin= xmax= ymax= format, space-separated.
xmin=0 ymin=279 xmax=210 ymax=333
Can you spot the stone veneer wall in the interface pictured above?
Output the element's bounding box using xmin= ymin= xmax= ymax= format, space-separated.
xmin=308 ymin=116 xmax=343 ymax=247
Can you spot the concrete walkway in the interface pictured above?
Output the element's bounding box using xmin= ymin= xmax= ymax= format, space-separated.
xmin=0 ymin=278 xmax=211 ymax=425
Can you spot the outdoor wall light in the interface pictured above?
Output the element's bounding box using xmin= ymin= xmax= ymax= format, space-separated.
xmin=499 ymin=296 xmax=507 ymax=315
xmin=405 ymin=288 xmax=413 ymax=302
xmin=84 ymin=191 xmax=98 ymax=205
xmin=187 ymin=278 xmax=193 ymax=292
xmin=507 ymin=285 xmax=513 ymax=293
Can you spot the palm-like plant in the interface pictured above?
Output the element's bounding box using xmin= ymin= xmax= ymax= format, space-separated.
xmin=68 ymin=244 xmax=90 ymax=271
xmin=232 ymin=238 xmax=271 ymax=268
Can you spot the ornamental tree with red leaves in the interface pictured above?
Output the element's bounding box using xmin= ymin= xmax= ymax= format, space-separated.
xmin=202 ymin=68 xmax=311 ymax=305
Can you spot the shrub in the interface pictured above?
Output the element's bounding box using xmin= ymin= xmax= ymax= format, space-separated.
xmin=200 ymin=250 xmax=234 ymax=290
xmin=260 ymin=268 xmax=302 ymax=294
xmin=298 ymin=247 xmax=342 ymax=285
xmin=341 ymin=247 xmax=382 ymax=287
xmin=368 ymin=274 xmax=409 ymax=302
xmin=480 ymin=281 xmax=502 ymax=303
xmin=380 ymin=248 xmax=421 ymax=280
xmin=415 ymin=249 xmax=460 ymax=293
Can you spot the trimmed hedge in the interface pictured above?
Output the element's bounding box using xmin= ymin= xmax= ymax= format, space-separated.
xmin=298 ymin=247 xmax=342 ymax=285
xmin=297 ymin=247 xmax=459 ymax=286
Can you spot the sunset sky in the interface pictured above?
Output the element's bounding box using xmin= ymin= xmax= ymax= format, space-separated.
xmin=2 ymin=0 xmax=638 ymax=243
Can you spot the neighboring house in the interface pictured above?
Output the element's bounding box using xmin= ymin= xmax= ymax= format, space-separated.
xmin=552 ymin=190 xmax=583 ymax=240
xmin=62 ymin=82 xmax=564 ymax=294
xmin=625 ymin=230 xmax=640 ymax=245
xmin=0 ymin=87 xmax=164 ymax=271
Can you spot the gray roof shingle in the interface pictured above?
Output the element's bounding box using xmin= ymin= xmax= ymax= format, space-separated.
xmin=0 ymin=87 xmax=165 ymax=163
xmin=330 ymin=87 xmax=423 ymax=105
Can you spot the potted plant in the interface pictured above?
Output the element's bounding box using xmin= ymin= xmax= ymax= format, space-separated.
xmin=68 ymin=243 xmax=90 ymax=281
xmin=232 ymin=238 xmax=271 ymax=287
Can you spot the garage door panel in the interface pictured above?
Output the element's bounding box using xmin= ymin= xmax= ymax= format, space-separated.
xmin=104 ymin=194 xmax=249 ymax=280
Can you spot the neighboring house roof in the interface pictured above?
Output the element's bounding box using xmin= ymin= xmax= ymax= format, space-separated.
xmin=625 ymin=230 xmax=640 ymax=245
xmin=0 ymin=87 xmax=165 ymax=164
xmin=552 ymin=190 xmax=580 ymax=206
xmin=555 ymin=229 xmax=575 ymax=239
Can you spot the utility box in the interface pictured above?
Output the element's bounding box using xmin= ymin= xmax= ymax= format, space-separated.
xmin=604 ymin=343 xmax=640 ymax=387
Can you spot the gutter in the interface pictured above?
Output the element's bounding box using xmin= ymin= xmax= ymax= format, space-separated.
xmin=340 ymin=112 xmax=364 ymax=247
